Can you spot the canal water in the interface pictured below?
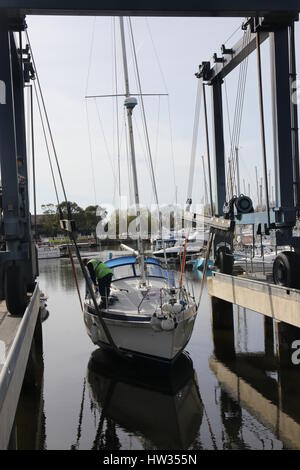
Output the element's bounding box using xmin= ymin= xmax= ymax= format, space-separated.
xmin=15 ymin=251 xmax=300 ymax=450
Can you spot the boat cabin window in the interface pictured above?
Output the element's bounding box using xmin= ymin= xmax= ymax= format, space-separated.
xmin=146 ymin=263 xmax=165 ymax=278
xmin=111 ymin=264 xmax=135 ymax=280
xmin=110 ymin=261 xmax=167 ymax=281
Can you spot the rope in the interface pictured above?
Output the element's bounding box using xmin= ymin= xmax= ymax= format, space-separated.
xmin=68 ymin=246 xmax=83 ymax=311
xmin=225 ymin=27 xmax=250 ymax=198
xmin=33 ymin=82 xmax=60 ymax=206
xmin=232 ymin=28 xmax=250 ymax=187
xmin=224 ymin=23 xmax=242 ymax=45
xmin=226 ymin=32 xmax=247 ymax=194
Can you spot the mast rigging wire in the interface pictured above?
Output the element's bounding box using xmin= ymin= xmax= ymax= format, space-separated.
xmin=85 ymin=17 xmax=98 ymax=206
xmin=33 ymin=82 xmax=60 ymax=206
xmin=144 ymin=18 xmax=177 ymax=202
xmin=231 ymin=29 xmax=250 ymax=182
xmin=154 ymin=95 xmax=161 ymax=174
xmin=85 ymin=17 xmax=97 ymax=95
xmin=113 ymin=17 xmax=121 ymax=199
xmin=94 ymin=99 xmax=118 ymax=189
xmin=225 ymin=27 xmax=250 ymax=198
xmin=128 ymin=18 xmax=160 ymax=210
xmin=85 ymin=101 xmax=98 ymax=206
xmin=26 ymin=30 xmax=69 ymax=207
xmin=127 ymin=18 xmax=171 ymax=285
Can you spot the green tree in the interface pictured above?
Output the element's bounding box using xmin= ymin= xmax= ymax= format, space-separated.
xmin=85 ymin=205 xmax=99 ymax=234
xmin=40 ymin=203 xmax=60 ymax=236
xmin=57 ymin=201 xmax=86 ymax=233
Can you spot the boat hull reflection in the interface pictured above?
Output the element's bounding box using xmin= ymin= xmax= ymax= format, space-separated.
xmin=87 ymin=350 xmax=203 ymax=450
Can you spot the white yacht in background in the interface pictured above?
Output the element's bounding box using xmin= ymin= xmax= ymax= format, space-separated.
xmin=37 ymin=242 xmax=60 ymax=259
xmin=153 ymin=230 xmax=209 ymax=262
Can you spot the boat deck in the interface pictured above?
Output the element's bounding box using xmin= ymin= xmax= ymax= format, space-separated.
xmin=108 ymin=278 xmax=163 ymax=316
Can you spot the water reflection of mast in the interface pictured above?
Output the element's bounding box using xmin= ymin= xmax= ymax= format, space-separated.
xmin=70 ymin=378 xmax=86 ymax=450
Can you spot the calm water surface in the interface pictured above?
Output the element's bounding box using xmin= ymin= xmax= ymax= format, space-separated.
xmin=15 ymin=250 xmax=300 ymax=450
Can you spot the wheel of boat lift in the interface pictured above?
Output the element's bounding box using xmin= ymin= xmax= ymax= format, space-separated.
xmin=273 ymin=251 xmax=300 ymax=289
xmin=4 ymin=264 xmax=27 ymax=316
xmin=215 ymin=246 xmax=234 ymax=275
xmin=234 ymin=195 xmax=253 ymax=214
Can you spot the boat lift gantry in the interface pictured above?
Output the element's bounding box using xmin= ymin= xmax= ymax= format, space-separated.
xmin=0 ymin=3 xmax=299 ymax=310
xmin=186 ymin=13 xmax=300 ymax=288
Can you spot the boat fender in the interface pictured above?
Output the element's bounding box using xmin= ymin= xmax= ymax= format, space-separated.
xmin=161 ymin=317 xmax=175 ymax=331
xmin=172 ymin=303 xmax=182 ymax=314
xmin=150 ymin=315 xmax=163 ymax=331
xmin=162 ymin=303 xmax=173 ymax=314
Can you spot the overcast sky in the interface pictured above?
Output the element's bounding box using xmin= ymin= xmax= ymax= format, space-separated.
xmin=25 ymin=15 xmax=300 ymax=213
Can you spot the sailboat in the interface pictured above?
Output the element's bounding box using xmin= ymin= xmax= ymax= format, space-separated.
xmin=153 ymin=229 xmax=209 ymax=263
xmin=83 ymin=17 xmax=197 ymax=362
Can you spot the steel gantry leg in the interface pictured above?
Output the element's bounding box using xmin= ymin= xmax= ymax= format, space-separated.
xmin=0 ymin=19 xmax=37 ymax=314
xmin=211 ymin=78 xmax=226 ymax=217
xmin=269 ymin=23 xmax=300 ymax=288
xmin=10 ymin=32 xmax=38 ymax=290
xmin=270 ymin=27 xmax=296 ymax=232
xmin=288 ymin=24 xmax=300 ymax=213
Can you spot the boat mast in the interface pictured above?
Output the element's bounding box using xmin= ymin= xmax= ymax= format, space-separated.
xmin=119 ymin=16 xmax=146 ymax=285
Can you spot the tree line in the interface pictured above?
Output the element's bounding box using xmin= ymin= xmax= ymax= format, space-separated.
xmin=38 ymin=202 xmax=179 ymax=239
xmin=39 ymin=202 xmax=101 ymax=237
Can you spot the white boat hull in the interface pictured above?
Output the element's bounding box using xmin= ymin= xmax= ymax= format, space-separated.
xmin=84 ymin=304 xmax=197 ymax=362
xmin=37 ymin=246 xmax=60 ymax=259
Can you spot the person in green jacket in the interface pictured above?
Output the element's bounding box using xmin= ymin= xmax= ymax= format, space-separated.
xmin=84 ymin=258 xmax=113 ymax=308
